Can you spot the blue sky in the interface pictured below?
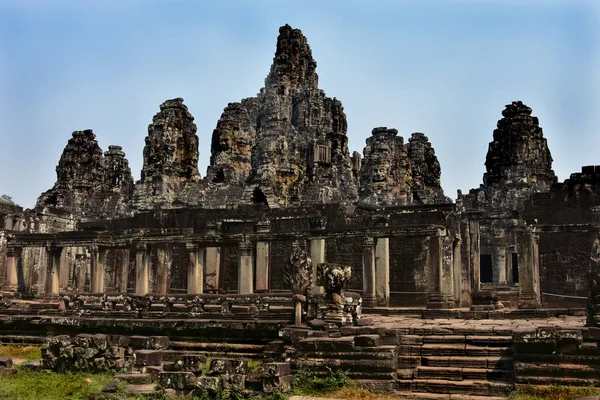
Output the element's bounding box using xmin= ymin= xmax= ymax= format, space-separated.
xmin=1 ymin=0 xmax=599 ymax=208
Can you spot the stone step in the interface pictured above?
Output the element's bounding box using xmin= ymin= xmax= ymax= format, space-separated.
xmin=114 ymin=373 xmax=152 ymax=384
xmin=169 ymin=341 xmax=266 ymax=353
xmin=415 ymin=366 xmax=513 ymax=382
xmin=393 ymin=391 xmax=507 ymax=400
xmin=423 ymin=356 xmax=513 ymax=370
xmin=124 ymin=384 xmax=159 ymax=395
xmin=397 ymin=379 xmax=513 ymax=396
xmin=515 ymin=362 xmax=600 ymax=380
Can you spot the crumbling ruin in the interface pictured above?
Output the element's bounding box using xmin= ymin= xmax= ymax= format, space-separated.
xmin=1 ymin=24 xmax=600 ymax=398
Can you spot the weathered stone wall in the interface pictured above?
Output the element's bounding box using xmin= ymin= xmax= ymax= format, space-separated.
xmin=538 ymin=231 xmax=596 ymax=298
xmin=389 ymin=236 xmax=429 ymax=306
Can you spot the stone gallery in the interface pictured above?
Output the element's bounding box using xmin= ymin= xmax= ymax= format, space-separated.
xmin=1 ymin=25 xmax=600 ymax=397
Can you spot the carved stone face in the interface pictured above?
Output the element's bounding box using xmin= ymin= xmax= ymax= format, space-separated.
xmin=372 ymin=162 xmax=390 ymax=183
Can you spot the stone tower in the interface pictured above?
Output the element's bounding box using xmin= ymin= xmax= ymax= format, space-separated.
xmin=134 ymin=98 xmax=200 ymax=209
xmin=467 ymin=101 xmax=556 ymax=211
xmin=37 ymin=130 xmax=134 ymax=218
xmin=208 ymin=24 xmax=358 ymax=207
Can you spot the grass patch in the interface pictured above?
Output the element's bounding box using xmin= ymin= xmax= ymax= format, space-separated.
xmin=508 ymin=385 xmax=599 ymax=400
xmin=292 ymin=366 xmax=349 ymax=396
xmin=0 ymin=344 xmax=41 ymax=361
xmin=0 ymin=370 xmax=113 ymax=400
xmin=328 ymin=385 xmax=402 ymax=400
xmin=247 ymin=359 xmax=263 ymax=371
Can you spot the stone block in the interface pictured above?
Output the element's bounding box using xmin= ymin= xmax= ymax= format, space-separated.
xmin=91 ymin=334 xmax=108 ymax=350
xmin=399 ymin=335 xmax=423 ymax=345
xmin=148 ymin=336 xmax=169 ymax=350
xmin=398 ymin=356 xmax=421 ymax=368
xmin=134 ymin=350 xmax=163 ymax=366
xmin=196 ymin=376 xmax=220 ymax=392
xmin=222 ymin=374 xmax=245 ymax=390
xmin=354 ymin=334 xmax=380 ymax=347
xmin=158 ymin=371 xmax=196 ymax=390
xmin=129 ymin=336 xmax=150 ymax=349
xmin=261 ymin=362 xmax=291 ymax=377
xmin=209 ymin=358 xmax=248 ymax=375
xmin=178 ymin=354 xmax=206 ymax=372
xmin=0 ymin=357 xmax=13 ymax=368
xmin=263 ymin=374 xmax=293 ymax=393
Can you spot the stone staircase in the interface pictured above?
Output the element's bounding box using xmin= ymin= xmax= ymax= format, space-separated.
xmin=396 ymin=334 xmax=514 ymax=399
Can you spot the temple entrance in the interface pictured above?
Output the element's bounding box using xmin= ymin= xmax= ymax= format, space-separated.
xmin=511 ymin=252 xmax=519 ymax=283
xmin=480 ymin=254 xmax=493 ymax=283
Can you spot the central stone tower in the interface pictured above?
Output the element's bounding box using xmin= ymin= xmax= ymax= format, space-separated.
xmin=207 ymin=24 xmax=358 ymax=207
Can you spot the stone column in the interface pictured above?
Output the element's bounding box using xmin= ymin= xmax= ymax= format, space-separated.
xmin=426 ymin=234 xmax=453 ymax=309
xmin=156 ymin=245 xmax=172 ymax=294
xmin=238 ymin=239 xmax=253 ymax=294
xmin=362 ymin=237 xmax=377 ymax=307
xmin=5 ymin=247 xmax=18 ymax=290
xmin=205 ymin=247 xmax=221 ymax=293
xmin=310 ymin=238 xmax=325 ymax=293
xmin=255 ymin=241 xmax=270 ymax=292
xmin=517 ymin=229 xmax=541 ymax=309
xmin=45 ymin=246 xmax=62 ymax=296
xmin=452 ymin=238 xmax=462 ymax=304
xmin=492 ymin=245 xmax=507 ymax=284
xmin=118 ymin=249 xmax=130 ymax=293
xmin=135 ymin=243 xmax=150 ymax=296
xmin=90 ymin=246 xmax=106 ymax=293
xmin=468 ymin=219 xmax=481 ymax=292
xmin=375 ymin=237 xmax=390 ymax=306
xmin=187 ymin=243 xmax=204 ymax=294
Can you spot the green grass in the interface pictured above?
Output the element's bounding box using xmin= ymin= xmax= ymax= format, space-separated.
xmin=508 ymin=385 xmax=599 ymax=400
xmin=0 ymin=371 xmax=114 ymax=400
xmin=0 ymin=344 xmax=41 ymax=361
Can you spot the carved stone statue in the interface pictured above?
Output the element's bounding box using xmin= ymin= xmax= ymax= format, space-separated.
xmin=316 ymin=263 xmax=353 ymax=325
xmin=284 ymin=240 xmax=314 ymax=297
xmin=284 ymin=241 xmax=314 ymax=325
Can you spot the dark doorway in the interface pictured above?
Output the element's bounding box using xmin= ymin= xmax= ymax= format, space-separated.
xmin=480 ymin=254 xmax=493 ymax=283
xmin=251 ymin=187 xmax=268 ymax=205
xmin=511 ymin=253 xmax=519 ymax=283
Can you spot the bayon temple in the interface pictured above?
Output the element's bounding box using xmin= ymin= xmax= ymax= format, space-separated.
xmin=1 ymin=25 xmax=600 ymax=396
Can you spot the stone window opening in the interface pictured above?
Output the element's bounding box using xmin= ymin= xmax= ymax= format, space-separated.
xmin=315 ymin=144 xmax=331 ymax=164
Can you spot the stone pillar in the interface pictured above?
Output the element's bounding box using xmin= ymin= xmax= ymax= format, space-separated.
xmin=468 ymin=219 xmax=481 ymax=292
xmin=205 ymin=247 xmax=221 ymax=293
xmin=238 ymin=239 xmax=253 ymax=294
xmin=492 ymin=246 xmax=507 ymax=284
xmin=517 ymin=229 xmax=541 ymax=309
xmin=118 ymin=249 xmax=130 ymax=293
xmin=310 ymin=238 xmax=325 ymax=293
xmin=135 ymin=243 xmax=150 ymax=296
xmin=362 ymin=237 xmax=377 ymax=307
xmin=90 ymin=246 xmax=106 ymax=293
xmin=187 ymin=243 xmax=204 ymax=294
xmin=255 ymin=241 xmax=270 ymax=292
xmin=453 ymin=238 xmax=462 ymax=304
xmin=426 ymin=234 xmax=454 ymax=309
xmin=375 ymin=237 xmax=390 ymax=306
xmin=45 ymin=246 xmax=62 ymax=296
xmin=156 ymin=245 xmax=172 ymax=294
xmin=5 ymin=247 xmax=18 ymax=290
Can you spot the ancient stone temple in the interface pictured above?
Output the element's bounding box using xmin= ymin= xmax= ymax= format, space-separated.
xmin=2 ymin=24 xmax=600 ymax=398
